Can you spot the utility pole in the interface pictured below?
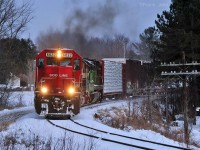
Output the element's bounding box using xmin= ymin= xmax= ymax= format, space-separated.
xmin=123 ymin=38 xmax=128 ymax=59
xmin=182 ymin=51 xmax=189 ymax=146
xmin=123 ymin=40 xmax=127 ymax=59
xmin=124 ymin=42 xmax=126 ymax=59
xmin=160 ymin=52 xmax=200 ymax=146
xmin=165 ymin=79 xmax=169 ymax=129
xmin=147 ymin=86 xmax=151 ymax=122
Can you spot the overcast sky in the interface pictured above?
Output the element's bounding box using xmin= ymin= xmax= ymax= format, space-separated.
xmin=21 ymin=0 xmax=171 ymax=43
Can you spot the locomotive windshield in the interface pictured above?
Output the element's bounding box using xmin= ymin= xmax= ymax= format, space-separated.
xmin=46 ymin=57 xmax=72 ymax=66
xmin=47 ymin=57 xmax=58 ymax=66
xmin=60 ymin=58 xmax=71 ymax=66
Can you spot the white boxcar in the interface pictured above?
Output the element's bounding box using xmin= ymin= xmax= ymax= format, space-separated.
xmin=102 ymin=58 xmax=125 ymax=97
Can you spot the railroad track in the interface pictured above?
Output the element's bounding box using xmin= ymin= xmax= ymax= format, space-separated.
xmin=47 ymin=119 xmax=153 ymax=150
xmin=46 ymin=99 xmax=189 ymax=150
xmin=82 ymin=98 xmax=135 ymax=110
xmin=0 ymin=108 xmax=33 ymax=131
xmin=69 ymin=119 xmax=189 ymax=150
xmin=47 ymin=118 xmax=190 ymax=150
xmin=46 ymin=99 xmax=190 ymax=150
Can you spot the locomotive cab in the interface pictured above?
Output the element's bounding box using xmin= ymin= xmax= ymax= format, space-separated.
xmin=34 ymin=48 xmax=82 ymax=118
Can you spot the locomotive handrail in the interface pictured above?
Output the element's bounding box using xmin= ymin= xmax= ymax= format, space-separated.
xmin=39 ymin=77 xmax=76 ymax=87
xmin=79 ymin=74 xmax=83 ymax=87
xmin=39 ymin=77 xmax=76 ymax=83
xmin=40 ymin=77 xmax=76 ymax=80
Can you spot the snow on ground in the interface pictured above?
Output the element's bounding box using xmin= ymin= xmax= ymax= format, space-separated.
xmin=7 ymin=91 xmax=34 ymax=106
xmin=0 ymin=91 xmax=34 ymax=117
xmin=0 ymin=106 xmax=34 ymax=117
xmin=0 ymin=91 xmax=200 ymax=149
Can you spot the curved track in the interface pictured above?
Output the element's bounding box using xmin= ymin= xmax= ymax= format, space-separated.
xmin=69 ymin=118 xmax=189 ymax=150
xmin=47 ymin=117 xmax=189 ymax=150
xmin=0 ymin=109 xmax=33 ymax=124
xmin=47 ymin=119 xmax=154 ymax=150
xmin=46 ymin=99 xmax=190 ymax=150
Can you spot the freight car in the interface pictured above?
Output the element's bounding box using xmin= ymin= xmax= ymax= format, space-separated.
xmin=102 ymin=58 xmax=151 ymax=98
xmin=102 ymin=58 xmax=123 ymax=98
xmin=34 ymin=48 xmax=151 ymax=118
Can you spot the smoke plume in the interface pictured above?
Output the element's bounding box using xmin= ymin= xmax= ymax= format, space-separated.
xmin=36 ymin=0 xmax=170 ymax=58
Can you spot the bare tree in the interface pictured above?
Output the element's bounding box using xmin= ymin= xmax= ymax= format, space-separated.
xmin=0 ymin=0 xmax=33 ymax=38
xmin=0 ymin=0 xmax=33 ymax=107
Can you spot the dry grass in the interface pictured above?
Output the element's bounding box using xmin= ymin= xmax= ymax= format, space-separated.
xmin=0 ymin=105 xmax=14 ymax=111
xmin=95 ymin=100 xmax=200 ymax=148
xmin=0 ymin=130 xmax=99 ymax=150
xmin=0 ymin=121 xmax=12 ymax=131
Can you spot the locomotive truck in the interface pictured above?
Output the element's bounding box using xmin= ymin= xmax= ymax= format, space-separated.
xmin=34 ymin=48 xmax=150 ymax=118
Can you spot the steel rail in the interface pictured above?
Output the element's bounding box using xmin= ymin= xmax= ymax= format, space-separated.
xmin=69 ymin=119 xmax=190 ymax=150
xmin=47 ymin=119 xmax=154 ymax=150
xmin=79 ymin=99 xmax=190 ymax=149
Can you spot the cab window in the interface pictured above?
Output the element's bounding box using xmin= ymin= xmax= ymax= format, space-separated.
xmin=60 ymin=58 xmax=71 ymax=66
xmin=47 ymin=57 xmax=58 ymax=66
xmin=38 ymin=58 xmax=44 ymax=68
xmin=74 ymin=59 xmax=80 ymax=70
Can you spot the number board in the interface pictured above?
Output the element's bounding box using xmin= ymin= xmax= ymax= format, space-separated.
xmin=46 ymin=53 xmax=73 ymax=58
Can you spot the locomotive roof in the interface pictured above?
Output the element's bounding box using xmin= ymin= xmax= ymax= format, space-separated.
xmin=83 ymin=58 xmax=96 ymax=67
xmin=43 ymin=48 xmax=74 ymax=51
xmin=102 ymin=58 xmax=126 ymax=64
xmin=36 ymin=48 xmax=82 ymax=59
xmin=102 ymin=58 xmax=151 ymax=65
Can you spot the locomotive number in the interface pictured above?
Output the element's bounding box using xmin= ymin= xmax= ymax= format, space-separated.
xmin=59 ymin=74 xmax=68 ymax=77
xmin=46 ymin=53 xmax=56 ymax=57
xmin=62 ymin=53 xmax=73 ymax=58
xmin=49 ymin=74 xmax=58 ymax=77
xmin=49 ymin=74 xmax=68 ymax=77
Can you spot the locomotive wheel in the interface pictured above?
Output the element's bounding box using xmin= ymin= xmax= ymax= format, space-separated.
xmin=72 ymin=98 xmax=80 ymax=115
xmin=34 ymin=96 xmax=41 ymax=114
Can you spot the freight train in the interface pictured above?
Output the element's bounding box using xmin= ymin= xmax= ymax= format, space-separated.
xmin=34 ymin=48 xmax=150 ymax=118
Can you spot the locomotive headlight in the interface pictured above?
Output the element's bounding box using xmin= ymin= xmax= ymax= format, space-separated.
xmin=68 ymin=87 xmax=75 ymax=95
xmin=41 ymin=87 xmax=48 ymax=94
xmin=57 ymin=50 xmax=62 ymax=58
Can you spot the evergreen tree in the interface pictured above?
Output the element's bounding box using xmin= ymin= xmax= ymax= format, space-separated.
xmin=154 ymin=0 xmax=200 ymax=145
xmin=155 ymin=0 xmax=200 ymax=62
xmin=134 ymin=27 xmax=159 ymax=61
xmin=0 ymin=38 xmax=36 ymax=83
